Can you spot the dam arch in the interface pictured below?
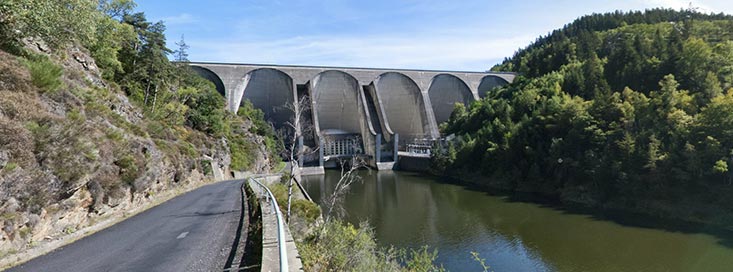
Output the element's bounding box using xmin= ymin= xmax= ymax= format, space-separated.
xmin=190 ymin=66 xmax=226 ymax=97
xmin=427 ymin=74 xmax=475 ymax=125
xmin=477 ymin=75 xmax=510 ymax=98
xmin=239 ymin=68 xmax=295 ymax=128
xmin=373 ymin=72 xmax=434 ymax=140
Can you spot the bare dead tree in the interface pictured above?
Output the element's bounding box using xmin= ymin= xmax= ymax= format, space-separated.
xmin=280 ymin=93 xmax=367 ymax=234
xmin=282 ymin=95 xmax=316 ymax=222
xmin=322 ymin=156 xmax=367 ymax=224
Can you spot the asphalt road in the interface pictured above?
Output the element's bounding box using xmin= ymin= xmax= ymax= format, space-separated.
xmin=6 ymin=180 xmax=244 ymax=272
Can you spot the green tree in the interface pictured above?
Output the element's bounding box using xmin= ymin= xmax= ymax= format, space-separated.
xmin=582 ymin=52 xmax=610 ymax=99
xmin=444 ymin=8 xmax=733 ymax=228
xmin=698 ymin=71 xmax=723 ymax=105
xmin=173 ymin=34 xmax=190 ymax=62
xmin=712 ymin=41 xmax=733 ymax=89
xmin=98 ymin=0 xmax=136 ymax=19
xmin=87 ymin=13 xmax=136 ymax=80
xmin=713 ymin=159 xmax=728 ymax=174
xmin=676 ymin=38 xmax=713 ymax=93
xmin=0 ymin=0 xmax=99 ymax=48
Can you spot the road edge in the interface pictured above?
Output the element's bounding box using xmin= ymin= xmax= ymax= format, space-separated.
xmin=0 ymin=178 xmax=226 ymax=271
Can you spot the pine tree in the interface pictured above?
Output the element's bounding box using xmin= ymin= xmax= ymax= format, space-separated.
xmin=582 ymin=52 xmax=610 ymax=99
xmin=174 ymin=34 xmax=190 ymax=63
xmin=699 ymin=71 xmax=723 ymax=105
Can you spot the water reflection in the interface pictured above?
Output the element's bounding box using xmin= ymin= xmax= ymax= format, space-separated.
xmin=303 ymin=170 xmax=733 ymax=272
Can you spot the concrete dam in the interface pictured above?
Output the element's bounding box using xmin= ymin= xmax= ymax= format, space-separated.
xmin=190 ymin=62 xmax=515 ymax=171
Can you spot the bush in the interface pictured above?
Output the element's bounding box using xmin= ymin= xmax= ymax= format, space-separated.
xmin=266 ymin=182 xmax=289 ymax=211
xmin=115 ymin=154 xmax=141 ymax=186
xmin=291 ymin=199 xmax=321 ymax=223
xmin=2 ymin=162 xmax=18 ymax=172
xmin=0 ymin=0 xmax=98 ymax=48
xmin=298 ymin=220 xmax=444 ymax=272
xmin=185 ymin=86 xmax=226 ymax=135
xmin=21 ymin=56 xmax=63 ymax=93
xmin=27 ymin=117 xmax=98 ymax=188
xmin=238 ymin=100 xmax=283 ymax=162
xmin=229 ymin=135 xmax=256 ymax=171
xmin=238 ymin=100 xmax=270 ymax=136
xmin=402 ymin=246 xmax=445 ymax=272
xmin=201 ymin=159 xmax=213 ymax=176
xmin=298 ymin=220 xmax=401 ymax=272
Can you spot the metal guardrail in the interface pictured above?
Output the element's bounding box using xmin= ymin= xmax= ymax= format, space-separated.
xmin=248 ymin=177 xmax=289 ymax=272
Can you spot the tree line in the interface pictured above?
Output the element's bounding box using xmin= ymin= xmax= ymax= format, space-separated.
xmin=435 ymin=8 xmax=733 ymax=227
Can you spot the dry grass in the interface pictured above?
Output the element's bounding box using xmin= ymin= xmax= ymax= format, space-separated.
xmin=0 ymin=91 xmax=45 ymax=121
xmin=0 ymin=118 xmax=36 ymax=168
xmin=0 ymin=51 xmax=33 ymax=93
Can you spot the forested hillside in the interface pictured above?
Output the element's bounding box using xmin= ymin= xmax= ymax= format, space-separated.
xmin=436 ymin=9 xmax=733 ymax=227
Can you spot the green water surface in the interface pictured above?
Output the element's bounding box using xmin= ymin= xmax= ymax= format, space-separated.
xmin=303 ymin=170 xmax=733 ymax=272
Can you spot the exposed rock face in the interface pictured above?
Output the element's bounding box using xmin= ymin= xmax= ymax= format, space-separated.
xmin=0 ymin=44 xmax=266 ymax=258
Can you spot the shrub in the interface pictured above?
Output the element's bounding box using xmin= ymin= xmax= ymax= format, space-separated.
xmin=23 ymin=179 xmax=52 ymax=214
xmin=291 ymin=199 xmax=321 ymax=223
xmin=298 ymin=220 xmax=402 ymax=271
xmin=238 ymin=100 xmax=283 ymax=162
xmin=3 ymin=162 xmax=18 ymax=172
xmin=201 ymin=159 xmax=213 ymax=176
xmin=181 ymin=142 xmax=198 ymax=157
xmin=298 ymin=219 xmax=445 ymax=271
xmin=229 ymin=135 xmax=256 ymax=171
xmin=18 ymin=226 xmax=31 ymax=239
xmin=0 ymin=212 xmax=17 ymax=220
xmin=115 ymin=154 xmax=141 ymax=186
xmin=146 ymin=120 xmax=176 ymax=140
xmin=20 ymin=56 xmax=63 ymax=93
xmin=105 ymin=128 xmax=124 ymax=142
xmin=402 ymin=246 xmax=445 ymax=272
xmin=0 ymin=0 xmax=98 ymax=47
xmin=267 ymin=182 xmax=289 ymax=211
xmin=185 ymin=86 xmax=226 ymax=135
xmin=238 ymin=100 xmax=270 ymax=136
xmin=267 ymin=180 xmax=321 ymax=222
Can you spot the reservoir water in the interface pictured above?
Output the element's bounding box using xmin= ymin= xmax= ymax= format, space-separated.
xmin=303 ymin=170 xmax=733 ymax=271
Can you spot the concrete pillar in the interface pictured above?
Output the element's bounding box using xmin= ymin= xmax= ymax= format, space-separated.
xmin=298 ymin=136 xmax=304 ymax=167
xmin=375 ymin=133 xmax=381 ymax=163
xmin=393 ymin=133 xmax=399 ymax=162
xmin=229 ymin=74 xmax=250 ymax=112
xmin=421 ymin=92 xmax=440 ymax=139
xmin=318 ymin=137 xmax=324 ymax=167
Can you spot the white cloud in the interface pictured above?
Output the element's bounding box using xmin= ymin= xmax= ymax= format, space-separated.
xmin=159 ymin=13 xmax=197 ymax=25
xmin=642 ymin=0 xmax=707 ymax=10
xmin=639 ymin=0 xmax=733 ymax=13
xmin=179 ymin=0 xmax=733 ymax=71
xmin=189 ymin=33 xmax=534 ymax=71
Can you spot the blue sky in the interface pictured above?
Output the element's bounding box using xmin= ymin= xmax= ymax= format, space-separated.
xmin=136 ymin=0 xmax=733 ymax=71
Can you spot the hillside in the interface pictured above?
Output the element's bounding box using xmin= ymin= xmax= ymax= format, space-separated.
xmin=437 ymin=9 xmax=733 ymax=228
xmin=0 ymin=0 xmax=279 ymax=261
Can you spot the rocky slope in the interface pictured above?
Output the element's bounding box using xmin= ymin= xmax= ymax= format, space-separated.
xmin=0 ymin=41 xmax=269 ymax=260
